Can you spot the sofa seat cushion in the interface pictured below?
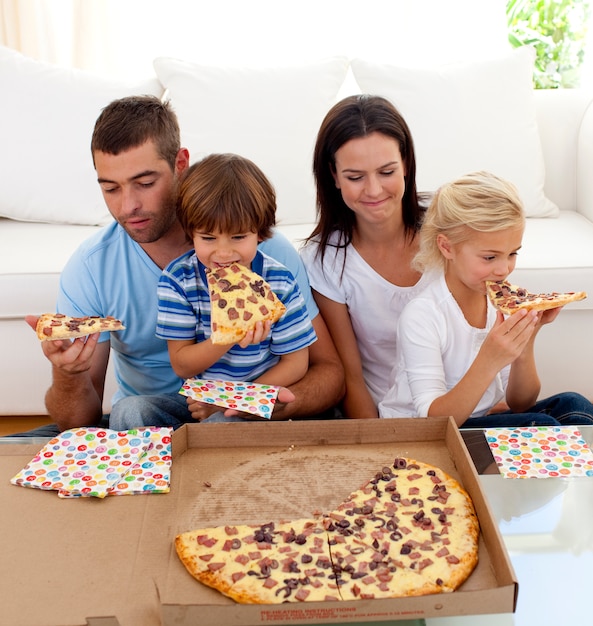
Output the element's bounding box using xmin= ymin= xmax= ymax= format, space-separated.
xmin=3 ymin=213 xmax=592 ymax=317
xmin=0 ymin=218 xmax=317 ymax=319
xmin=0 ymin=218 xmax=105 ymax=318
xmin=511 ymin=211 xmax=593 ymax=307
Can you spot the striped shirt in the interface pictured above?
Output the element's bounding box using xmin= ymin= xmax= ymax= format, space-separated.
xmin=156 ymin=250 xmax=317 ymax=381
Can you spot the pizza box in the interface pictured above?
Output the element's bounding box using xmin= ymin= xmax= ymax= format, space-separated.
xmin=160 ymin=417 xmax=518 ymax=625
xmin=0 ymin=417 xmax=517 ymax=626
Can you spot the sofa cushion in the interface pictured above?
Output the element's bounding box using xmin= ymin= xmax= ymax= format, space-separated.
xmin=511 ymin=211 xmax=593 ymax=300
xmin=351 ymin=48 xmax=558 ymax=219
xmin=153 ymin=56 xmax=350 ymax=227
xmin=0 ymin=46 xmax=162 ymax=227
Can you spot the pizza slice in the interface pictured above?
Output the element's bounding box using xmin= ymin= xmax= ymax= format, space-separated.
xmin=328 ymin=458 xmax=479 ymax=594
xmin=175 ymin=518 xmax=341 ymax=603
xmin=486 ymin=280 xmax=586 ymax=315
xmin=205 ymin=263 xmax=286 ymax=345
xmin=36 ymin=313 xmax=125 ymax=341
xmin=327 ymin=535 xmax=441 ymax=600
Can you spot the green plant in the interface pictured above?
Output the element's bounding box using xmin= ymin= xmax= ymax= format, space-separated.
xmin=507 ymin=0 xmax=591 ymax=88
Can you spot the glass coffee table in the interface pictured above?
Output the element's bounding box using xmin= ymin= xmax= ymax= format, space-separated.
xmin=426 ymin=427 xmax=592 ymax=626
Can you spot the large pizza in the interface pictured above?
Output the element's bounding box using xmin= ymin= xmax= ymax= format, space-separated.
xmin=175 ymin=457 xmax=479 ymax=603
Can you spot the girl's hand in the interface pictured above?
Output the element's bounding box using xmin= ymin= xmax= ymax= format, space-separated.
xmin=536 ymin=306 xmax=563 ymax=327
xmin=483 ymin=309 xmax=538 ymax=367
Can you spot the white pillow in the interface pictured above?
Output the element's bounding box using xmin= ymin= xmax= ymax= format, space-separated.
xmin=351 ymin=48 xmax=559 ymax=218
xmin=153 ymin=56 xmax=350 ymax=226
xmin=0 ymin=46 xmax=163 ymax=226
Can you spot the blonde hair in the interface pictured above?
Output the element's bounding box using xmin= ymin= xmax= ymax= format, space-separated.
xmin=413 ymin=171 xmax=525 ymax=272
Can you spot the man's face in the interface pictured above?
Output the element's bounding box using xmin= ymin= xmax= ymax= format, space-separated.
xmin=94 ymin=140 xmax=181 ymax=244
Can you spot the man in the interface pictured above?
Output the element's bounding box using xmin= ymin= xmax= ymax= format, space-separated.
xmin=20 ymin=95 xmax=344 ymax=435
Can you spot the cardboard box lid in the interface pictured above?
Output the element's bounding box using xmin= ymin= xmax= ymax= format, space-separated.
xmin=161 ymin=418 xmax=517 ymax=625
xmin=0 ymin=440 xmax=170 ymax=626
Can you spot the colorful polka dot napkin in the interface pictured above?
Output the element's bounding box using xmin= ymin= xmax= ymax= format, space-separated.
xmin=10 ymin=426 xmax=172 ymax=497
xmin=179 ymin=378 xmax=279 ymax=419
xmin=485 ymin=426 xmax=593 ymax=478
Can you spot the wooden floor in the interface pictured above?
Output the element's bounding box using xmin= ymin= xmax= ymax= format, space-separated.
xmin=0 ymin=416 xmax=52 ymax=436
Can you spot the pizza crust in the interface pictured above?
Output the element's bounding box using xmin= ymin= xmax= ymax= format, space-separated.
xmin=486 ymin=280 xmax=586 ymax=315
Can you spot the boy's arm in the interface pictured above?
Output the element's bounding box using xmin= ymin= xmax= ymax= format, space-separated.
xmin=187 ymin=314 xmax=344 ymax=421
xmin=254 ymin=347 xmax=309 ymax=388
xmin=167 ymin=338 xmax=230 ymax=380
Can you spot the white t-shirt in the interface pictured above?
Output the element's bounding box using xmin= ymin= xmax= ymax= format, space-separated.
xmin=379 ymin=273 xmax=509 ymax=418
xmin=300 ymin=233 xmax=434 ymax=405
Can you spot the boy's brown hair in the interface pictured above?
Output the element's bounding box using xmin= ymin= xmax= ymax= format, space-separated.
xmin=177 ymin=153 xmax=277 ymax=240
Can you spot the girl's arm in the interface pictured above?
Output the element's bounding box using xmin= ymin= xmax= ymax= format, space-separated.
xmin=167 ymin=338 xmax=230 ymax=380
xmin=428 ymin=309 xmax=540 ymax=425
xmin=313 ymin=291 xmax=378 ymax=418
xmin=254 ymin=347 xmax=309 ymax=388
xmin=505 ymin=307 xmax=561 ymax=410
xmin=428 ymin=355 xmax=506 ymax=426
xmin=505 ymin=338 xmax=540 ymax=411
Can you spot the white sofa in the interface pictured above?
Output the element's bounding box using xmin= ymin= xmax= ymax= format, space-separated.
xmin=2 ymin=45 xmax=593 ymax=418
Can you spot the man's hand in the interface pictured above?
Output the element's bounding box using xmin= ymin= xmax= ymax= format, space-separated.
xmin=25 ymin=315 xmax=108 ymax=430
xmin=26 ymin=314 xmax=99 ymax=374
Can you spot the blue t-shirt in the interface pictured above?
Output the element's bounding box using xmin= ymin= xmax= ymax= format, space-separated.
xmin=156 ymin=250 xmax=316 ymax=381
xmin=56 ymin=222 xmax=318 ymax=405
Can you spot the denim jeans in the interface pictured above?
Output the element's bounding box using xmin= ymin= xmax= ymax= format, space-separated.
xmin=108 ymin=393 xmax=249 ymax=428
xmin=461 ymin=392 xmax=593 ymax=429
xmin=108 ymin=392 xmax=194 ymax=430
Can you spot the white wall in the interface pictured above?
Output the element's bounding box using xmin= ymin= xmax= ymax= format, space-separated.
xmin=1 ymin=0 xmax=511 ymax=78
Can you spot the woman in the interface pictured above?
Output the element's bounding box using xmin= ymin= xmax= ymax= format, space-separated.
xmin=300 ymin=94 xmax=433 ymax=418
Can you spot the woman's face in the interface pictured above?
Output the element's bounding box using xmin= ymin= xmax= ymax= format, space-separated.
xmin=332 ymin=132 xmax=406 ymax=226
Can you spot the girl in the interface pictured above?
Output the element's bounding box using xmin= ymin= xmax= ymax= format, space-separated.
xmin=379 ymin=171 xmax=593 ymax=427
xmin=300 ymin=95 xmax=433 ymax=418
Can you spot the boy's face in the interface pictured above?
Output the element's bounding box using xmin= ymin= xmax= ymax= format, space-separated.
xmin=192 ymin=230 xmax=260 ymax=269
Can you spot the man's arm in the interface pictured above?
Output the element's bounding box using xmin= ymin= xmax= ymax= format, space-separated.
xmin=26 ymin=315 xmax=109 ymax=431
xmin=270 ymin=314 xmax=344 ymax=419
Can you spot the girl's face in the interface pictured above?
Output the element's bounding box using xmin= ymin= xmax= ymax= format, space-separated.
xmin=438 ymin=227 xmax=524 ymax=293
xmin=192 ymin=230 xmax=260 ymax=269
xmin=332 ymin=132 xmax=406 ymax=226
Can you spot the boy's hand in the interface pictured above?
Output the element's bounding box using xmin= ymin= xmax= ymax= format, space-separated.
xmin=238 ymin=320 xmax=272 ymax=349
